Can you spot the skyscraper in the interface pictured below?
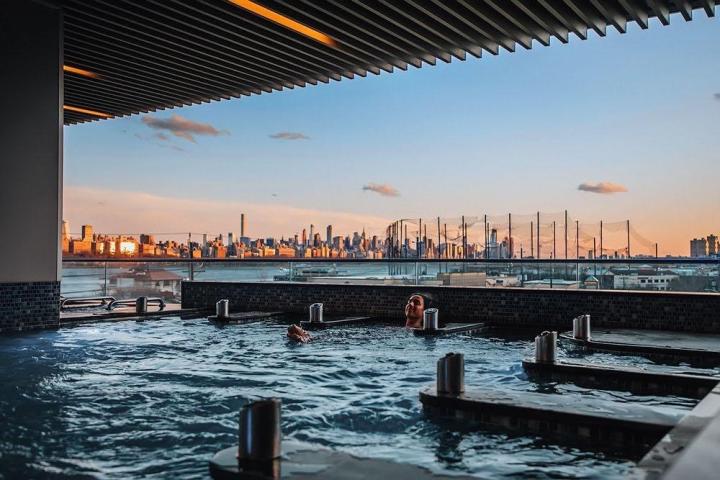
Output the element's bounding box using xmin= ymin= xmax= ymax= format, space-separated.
xmin=240 ymin=213 xmax=246 ymax=238
xmin=301 ymin=228 xmax=307 ymax=246
xmin=690 ymin=238 xmax=707 ymax=257
xmin=61 ymin=220 xmax=69 ymax=241
xmin=309 ymin=224 xmax=314 ymax=245
xmin=708 ymin=234 xmax=718 ymax=256
xmin=326 ymin=225 xmax=332 ymax=245
xmin=81 ymin=224 xmax=93 ymax=242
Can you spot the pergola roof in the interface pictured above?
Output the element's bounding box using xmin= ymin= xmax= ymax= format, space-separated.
xmin=62 ymin=0 xmax=717 ymax=125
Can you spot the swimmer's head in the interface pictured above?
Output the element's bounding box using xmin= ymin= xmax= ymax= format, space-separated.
xmin=405 ymin=293 xmax=434 ymax=324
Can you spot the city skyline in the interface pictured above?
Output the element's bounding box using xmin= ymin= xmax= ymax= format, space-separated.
xmin=64 ymin=15 xmax=720 ymax=255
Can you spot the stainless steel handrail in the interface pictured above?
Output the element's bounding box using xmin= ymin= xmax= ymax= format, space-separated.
xmin=60 ymin=296 xmax=116 ymax=310
xmin=107 ymin=297 xmax=166 ymax=311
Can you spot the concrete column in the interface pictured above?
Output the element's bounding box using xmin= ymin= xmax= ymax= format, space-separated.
xmin=0 ymin=0 xmax=63 ymax=332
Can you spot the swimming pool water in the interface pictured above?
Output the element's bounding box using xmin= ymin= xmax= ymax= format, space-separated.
xmin=0 ymin=317 xmax=701 ymax=479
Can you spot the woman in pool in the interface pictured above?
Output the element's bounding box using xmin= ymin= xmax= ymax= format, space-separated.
xmin=286 ymin=292 xmax=436 ymax=341
xmin=404 ymin=293 xmax=434 ymax=329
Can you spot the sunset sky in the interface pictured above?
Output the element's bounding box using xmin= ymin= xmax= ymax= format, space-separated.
xmin=64 ymin=14 xmax=719 ymax=256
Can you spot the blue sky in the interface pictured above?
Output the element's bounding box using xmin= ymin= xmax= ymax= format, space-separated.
xmin=64 ymin=13 xmax=719 ymax=254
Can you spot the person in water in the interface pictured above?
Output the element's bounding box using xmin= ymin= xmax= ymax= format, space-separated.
xmin=287 ymin=324 xmax=311 ymax=343
xmin=286 ymin=292 xmax=436 ymax=341
xmin=404 ymin=292 xmax=434 ymax=328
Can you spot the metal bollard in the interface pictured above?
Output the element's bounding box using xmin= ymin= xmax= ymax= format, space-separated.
xmin=423 ymin=308 xmax=439 ymax=331
xmin=309 ymin=303 xmax=323 ymax=323
xmin=573 ymin=314 xmax=591 ymax=341
xmin=437 ymin=353 xmax=464 ymax=394
xmin=238 ymin=398 xmax=282 ymax=461
xmin=535 ymin=331 xmax=557 ymax=363
xmin=216 ymin=299 xmax=229 ymax=319
xmin=135 ymin=296 xmax=148 ymax=314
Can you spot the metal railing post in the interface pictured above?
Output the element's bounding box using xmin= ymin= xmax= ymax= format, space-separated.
xmin=103 ymin=261 xmax=108 ymax=296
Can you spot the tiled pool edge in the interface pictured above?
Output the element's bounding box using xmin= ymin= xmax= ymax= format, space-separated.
xmin=0 ymin=281 xmax=59 ymax=333
xmin=181 ymin=282 xmax=720 ymax=333
xmin=630 ymin=383 xmax=720 ymax=479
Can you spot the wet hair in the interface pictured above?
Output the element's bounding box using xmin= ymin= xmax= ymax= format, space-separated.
xmin=409 ymin=292 xmax=435 ymax=309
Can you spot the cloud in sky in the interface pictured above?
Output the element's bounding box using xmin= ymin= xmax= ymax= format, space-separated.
xmin=141 ymin=114 xmax=229 ymax=143
xmin=63 ymin=186 xmax=390 ymax=238
xmin=362 ymin=183 xmax=400 ymax=197
xmin=269 ymin=132 xmax=309 ymax=140
xmin=714 ymin=93 xmax=720 ymax=101
xmin=132 ymin=131 xmax=186 ymax=152
xmin=577 ymin=181 xmax=628 ymax=194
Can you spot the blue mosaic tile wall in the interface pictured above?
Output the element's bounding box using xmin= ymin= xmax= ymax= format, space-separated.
xmin=0 ymin=282 xmax=60 ymax=333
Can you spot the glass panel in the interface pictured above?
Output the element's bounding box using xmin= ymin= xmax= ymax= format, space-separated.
xmin=62 ymin=259 xmax=720 ymax=296
xmin=61 ymin=261 xmax=107 ymax=298
xmin=105 ymin=261 xmax=187 ymax=304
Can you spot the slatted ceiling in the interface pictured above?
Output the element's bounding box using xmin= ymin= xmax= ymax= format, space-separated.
xmin=62 ymin=0 xmax=718 ymax=125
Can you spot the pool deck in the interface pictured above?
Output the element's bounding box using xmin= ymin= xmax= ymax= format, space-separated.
xmin=59 ymin=304 xmax=210 ymax=327
xmin=208 ymin=311 xmax=285 ymax=324
xmin=522 ymin=358 xmax=719 ymax=399
xmin=419 ymin=386 xmax=681 ymax=453
xmin=300 ymin=316 xmax=373 ymax=330
xmin=560 ymin=329 xmax=720 ymax=363
xmin=412 ymin=323 xmax=488 ymax=337
xmin=630 ymin=383 xmax=720 ymax=479
xmin=209 ymin=441 xmax=477 ymax=480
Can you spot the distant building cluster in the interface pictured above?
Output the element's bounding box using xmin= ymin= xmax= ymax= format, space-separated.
xmin=690 ymin=234 xmax=719 ymax=258
xmin=61 ymin=216 xmax=386 ymax=259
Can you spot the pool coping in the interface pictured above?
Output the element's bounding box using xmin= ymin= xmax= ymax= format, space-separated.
xmin=522 ymin=358 xmax=719 ymax=399
xmin=629 ymin=383 xmax=720 ymax=479
xmin=209 ymin=440 xmax=478 ymax=480
xmin=559 ymin=331 xmax=720 ymax=364
xmin=419 ymin=386 xmax=679 ymax=454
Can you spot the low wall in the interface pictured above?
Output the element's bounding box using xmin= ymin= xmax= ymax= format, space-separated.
xmin=0 ymin=281 xmax=60 ymax=333
xmin=182 ymin=282 xmax=720 ymax=333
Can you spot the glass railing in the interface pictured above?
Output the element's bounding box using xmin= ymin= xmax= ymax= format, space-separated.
xmin=61 ymin=258 xmax=720 ymax=302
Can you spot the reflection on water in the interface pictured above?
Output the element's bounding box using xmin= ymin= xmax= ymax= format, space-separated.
xmin=0 ymin=317 xmax=701 ymax=479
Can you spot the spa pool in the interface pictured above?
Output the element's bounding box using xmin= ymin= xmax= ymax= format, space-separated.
xmin=0 ymin=316 xmax=703 ymax=479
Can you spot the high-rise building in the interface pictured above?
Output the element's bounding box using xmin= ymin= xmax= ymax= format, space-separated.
xmin=81 ymin=224 xmax=93 ymax=242
xmin=326 ymin=225 xmax=332 ymax=246
xmin=708 ymin=234 xmax=718 ymax=256
xmin=309 ymin=224 xmax=314 ymax=245
xmin=240 ymin=213 xmax=246 ymax=238
xmin=301 ymin=228 xmax=307 ymax=246
xmin=61 ymin=220 xmax=69 ymax=240
xmin=228 ymin=232 xmax=234 ymax=245
xmin=690 ymin=238 xmax=708 ymax=257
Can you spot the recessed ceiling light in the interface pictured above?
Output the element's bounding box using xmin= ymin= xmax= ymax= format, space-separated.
xmin=63 ymin=105 xmax=111 ymax=118
xmin=63 ymin=65 xmax=99 ymax=79
xmin=229 ymin=0 xmax=337 ymax=47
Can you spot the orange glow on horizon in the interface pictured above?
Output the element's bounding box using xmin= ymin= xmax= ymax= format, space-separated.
xmin=229 ymin=0 xmax=337 ymax=47
xmin=63 ymin=65 xmax=99 ymax=79
xmin=63 ymin=105 xmax=111 ymax=118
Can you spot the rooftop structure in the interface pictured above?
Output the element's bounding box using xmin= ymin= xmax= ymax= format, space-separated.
xmin=60 ymin=0 xmax=717 ymax=124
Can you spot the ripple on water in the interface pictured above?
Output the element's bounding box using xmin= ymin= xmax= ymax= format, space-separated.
xmin=0 ymin=316 xmax=706 ymax=479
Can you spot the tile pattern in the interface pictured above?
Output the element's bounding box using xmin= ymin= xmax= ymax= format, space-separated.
xmin=0 ymin=281 xmax=60 ymax=333
xmin=182 ymin=282 xmax=720 ymax=333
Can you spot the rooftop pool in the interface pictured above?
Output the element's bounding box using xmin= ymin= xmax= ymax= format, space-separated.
xmin=0 ymin=316 xmax=707 ymax=479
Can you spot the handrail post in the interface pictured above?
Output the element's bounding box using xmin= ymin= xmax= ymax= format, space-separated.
xmin=189 ymin=260 xmax=194 ymax=281
xmin=103 ymin=260 xmax=108 ymax=296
